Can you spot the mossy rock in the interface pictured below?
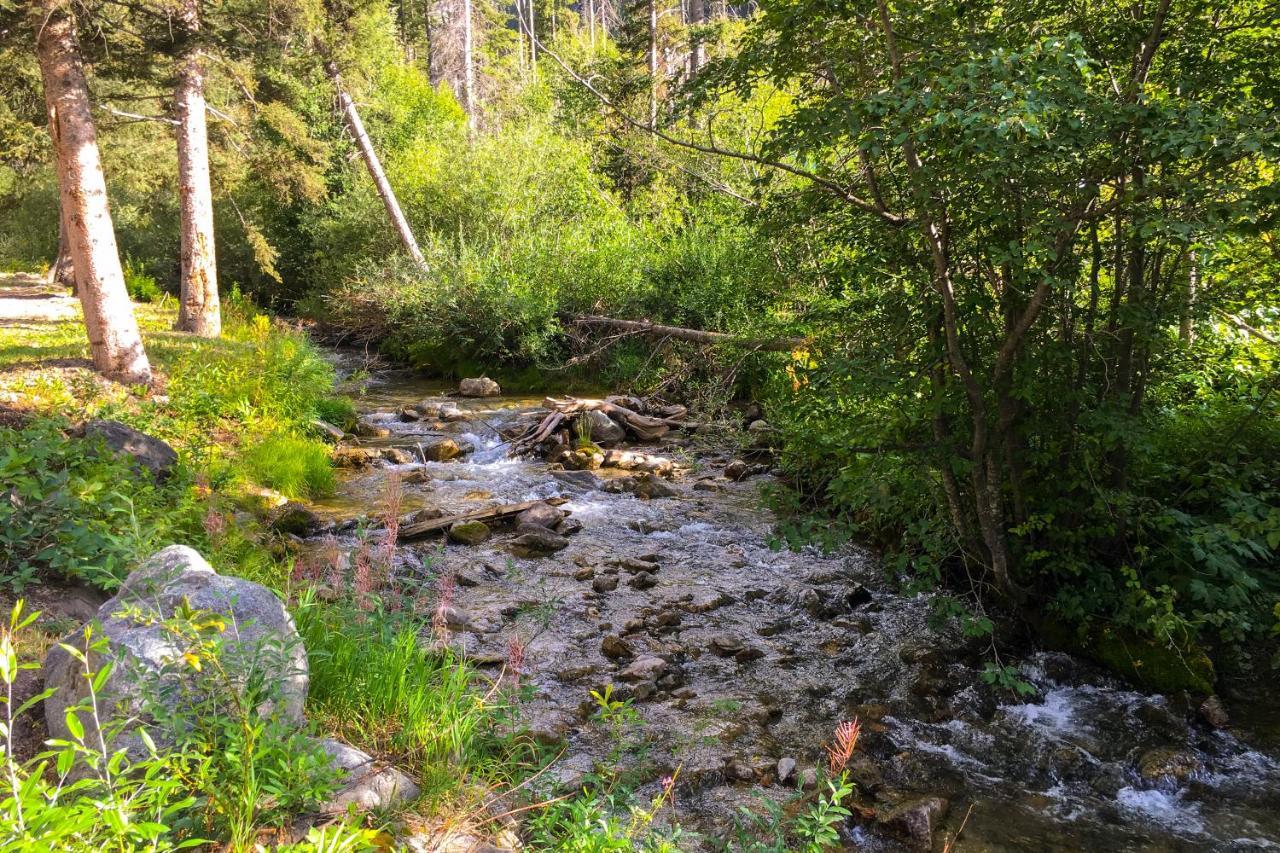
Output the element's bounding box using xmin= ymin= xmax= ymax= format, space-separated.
xmin=1036 ymin=616 xmax=1215 ymax=695
xmin=448 ymin=520 xmax=490 ymax=545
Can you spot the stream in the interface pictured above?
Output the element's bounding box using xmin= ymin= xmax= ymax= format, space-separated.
xmin=304 ymin=359 xmax=1280 ymax=851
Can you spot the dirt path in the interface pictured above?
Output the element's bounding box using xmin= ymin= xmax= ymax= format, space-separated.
xmin=0 ymin=273 xmax=79 ymax=324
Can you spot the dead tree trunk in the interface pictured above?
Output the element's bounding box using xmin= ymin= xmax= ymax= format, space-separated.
xmin=34 ymin=0 xmax=152 ymax=384
xmin=573 ymin=314 xmax=806 ymax=351
xmin=173 ymin=0 xmax=221 ymax=337
xmin=325 ymin=59 xmax=427 ymax=268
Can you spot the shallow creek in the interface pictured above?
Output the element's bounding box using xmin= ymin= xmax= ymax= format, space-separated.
xmin=306 ymin=361 xmax=1280 ymax=851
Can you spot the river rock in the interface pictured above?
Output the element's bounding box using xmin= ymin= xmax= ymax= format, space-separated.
xmin=551 ymin=470 xmax=602 ymax=493
xmin=1138 ymin=747 xmax=1201 ymax=781
xmin=510 ymin=526 xmax=570 ymax=557
xmin=726 ymin=757 xmax=756 ymax=782
xmin=353 ymin=419 xmax=391 ymax=438
xmin=311 ymin=418 xmax=346 ymax=441
xmin=555 ymin=517 xmax=584 ymax=536
xmin=448 ymin=520 xmax=491 ymax=545
xmin=776 ymin=757 xmax=797 ymax=784
xmin=592 ymin=575 xmax=619 ymax=593
xmin=515 ymin=501 xmax=566 ymax=529
xmin=81 ymin=420 xmax=178 ymax=480
xmin=459 ymin=377 xmax=501 ymax=397
xmin=268 ymin=501 xmax=321 ymax=536
xmin=319 ymin=738 xmax=420 ymax=812
xmin=620 ymin=656 xmax=667 ymax=682
xmin=1199 ymin=695 xmax=1229 ymax=728
xmin=628 ymin=573 xmax=658 ymax=591
xmin=43 ymin=546 xmax=307 ymax=763
xmin=332 ymin=446 xmax=381 ymax=467
xmin=585 ymin=410 xmax=626 ymax=445
xmin=724 ymin=459 xmax=749 ymax=481
xmin=380 ymin=447 xmax=413 ymax=464
xmin=563 ymin=449 xmax=604 ymax=470
xmin=601 ymin=635 xmax=633 ymax=660
xmin=709 ymin=633 xmax=746 ymax=656
xmin=747 ymin=419 xmax=777 ymax=448
xmin=422 ymin=438 xmax=462 ymax=461
xmin=879 ymin=796 xmax=949 ymax=847
xmin=401 ymin=468 xmax=432 ymax=485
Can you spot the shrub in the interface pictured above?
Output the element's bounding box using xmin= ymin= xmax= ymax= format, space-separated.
xmin=0 ymin=420 xmax=203 ymax=591
xmin=123 ymin=258 xmax=165 ymax=303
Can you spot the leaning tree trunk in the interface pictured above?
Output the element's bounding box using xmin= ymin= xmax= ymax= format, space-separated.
xmin=647 ymin=0 xmax=658 ymax=126
xmin=49 ymin=205 xmax=76 ymax=289
xmin=324 ymin=59 xmax=427 ymax=267
xmin=173 ymin=0 xmax=221 ymax=337
xmin=33 ymin=0 xmax=151 ymax=384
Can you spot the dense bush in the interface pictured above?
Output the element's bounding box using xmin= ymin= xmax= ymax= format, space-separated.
xmin=0 ymin=420 xmax=202 ymax=591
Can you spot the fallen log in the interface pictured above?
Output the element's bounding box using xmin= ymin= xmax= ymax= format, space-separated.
xmin=509 ymin=397 xmax=686 ymax=456
xmin=398 ymin=497 xmax=570 ymax=541
xmin=572 ymin=314 xmax=807 ymax=352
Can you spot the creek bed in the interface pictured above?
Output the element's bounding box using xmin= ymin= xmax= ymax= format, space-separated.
xmin=306 ymin=360 xmax=1280 ymax=851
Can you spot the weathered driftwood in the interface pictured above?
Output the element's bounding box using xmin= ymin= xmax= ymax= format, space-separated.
xmin=573 ymin=314 xmax=807 ymax=352
xmin=509 ymin=397 xmax=687 ymax=456
xmin=398 ymin=497 xmax=569 ymax=541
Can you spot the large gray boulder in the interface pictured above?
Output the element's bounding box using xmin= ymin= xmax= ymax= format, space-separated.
xmin=81 ymin=420 xmax=178 ymax=479
xmin=43 ymin=545 xmax=308 ymax=761
xmin=458 ymin=377 xmax=501 ymax=398
xmin=584 ymin=410 xmax=626 ymax=445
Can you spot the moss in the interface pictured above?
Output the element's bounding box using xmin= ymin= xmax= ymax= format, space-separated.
xmin=1035 ymin=616 xmax=1215 ymax=695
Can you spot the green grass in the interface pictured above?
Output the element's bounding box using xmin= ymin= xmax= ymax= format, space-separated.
xmin=292 ymin=594 xmax=541 ymax=810
xmin=241 ymin=434 xmax=336 ymax=500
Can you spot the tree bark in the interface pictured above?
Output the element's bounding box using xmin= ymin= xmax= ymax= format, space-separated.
xmin=34 ymin=0 xmax=152 ymax=384
xmin=648 ymin=0 xmax=658 ymax=126
xmin=325 ymin=59 xmax=427 ymax=267
xmin=462 ymin=0 xmax=476 ymax=132
xmin=572 ymin=313 xmax=806 ymax=351
xmin=687 ymin=0 xmax=703 ymax=75
xmin=49 ymin=205 xmax=76 ymax=289
xmin=173 ymin=0 xmax=221 ymax=337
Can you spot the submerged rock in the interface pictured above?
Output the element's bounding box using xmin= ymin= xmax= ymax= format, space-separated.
xmin=1138 ymin=747 xmax=1201 ymax=781
xmin=459 ymin=377 xmax=501 ymax=397
xmin=879 ymin=796 xmax=949 ymax=847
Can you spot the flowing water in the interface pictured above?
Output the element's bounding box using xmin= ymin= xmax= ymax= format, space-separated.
xmin=306 ymin=359 xmax=1280 ymax=851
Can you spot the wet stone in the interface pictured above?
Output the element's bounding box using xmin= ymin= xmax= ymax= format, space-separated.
xmin=620 ymin=656 xmax=667 ymax=682
xmin=629 ymin=573 xmax=658 ymax=591
xmin=448 ymin=520 xmax=490 ymax=545
xmin=353 ymin=420 xmax=391 ymax=438
xmin=601 ymin=635 xmax=632 ymax=660
xmin=776 ymin=757 xmax=796 ymax=785
xmin=592 ymin=575 xmax=619 ymax=593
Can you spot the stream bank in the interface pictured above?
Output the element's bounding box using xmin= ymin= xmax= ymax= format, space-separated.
xmin=304 ymin=356 xmax=1280 ymax=851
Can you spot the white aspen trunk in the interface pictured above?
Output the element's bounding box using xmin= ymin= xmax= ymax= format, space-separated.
xmin=34 ymin=0 xmax=152 ymax=384
xmin=174 ymin=0 xmax=221 ymax=337
xmin=587 ymin=0 xmax=596 ymax=49
xmin=325 ymin=59 xmax=427 ymax=267
xmin=687 ymin=0 xmax=703 ymax=75
xmin=462 ymin=0 xmax=476 ymax=132
xmin=648 ymin=0 xmax=658 ymax=126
